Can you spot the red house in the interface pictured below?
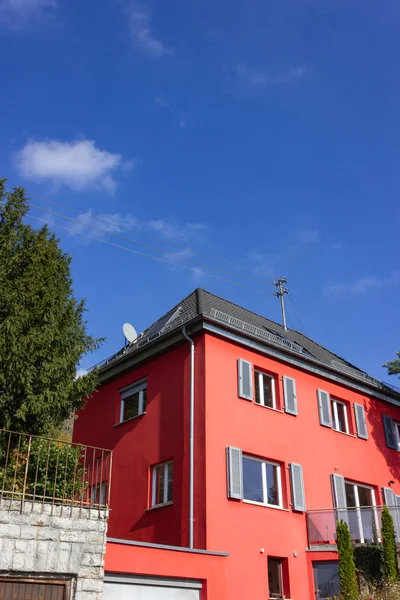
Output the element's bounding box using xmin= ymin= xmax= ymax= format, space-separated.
xmin=73 ymin=288 xmax=400 ymax=600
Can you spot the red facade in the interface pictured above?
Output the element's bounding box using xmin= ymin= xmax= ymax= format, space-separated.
xmin=73 ymin=290 xmax=400 ymax=600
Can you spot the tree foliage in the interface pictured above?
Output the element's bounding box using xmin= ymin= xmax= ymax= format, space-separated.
xmin=0 ymin=180 xmax=103 ymax=435
xmin=381 ymin=506 xmax=399 ymax=582
xmin=336 ymin=520 xmax=359 ymax=600
xmin=384 ymin=352 xmax=400 ymax=378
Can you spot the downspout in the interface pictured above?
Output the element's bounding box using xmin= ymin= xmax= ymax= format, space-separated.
xmin=182 ymin=326 xmax=195 ymax=549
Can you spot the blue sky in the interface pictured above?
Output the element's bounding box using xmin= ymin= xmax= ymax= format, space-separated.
xmin=1 ymin=0 xmax=399 ymax=383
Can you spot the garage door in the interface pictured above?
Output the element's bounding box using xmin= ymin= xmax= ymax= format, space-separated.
xmin=0 ymin=579 xmax=67 ymax=600
xmin=104 ymin=575 xmax=201 ymax=600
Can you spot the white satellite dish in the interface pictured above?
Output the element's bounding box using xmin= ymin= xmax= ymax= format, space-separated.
xmin=123 ymin=323 xmax=138 ymax=344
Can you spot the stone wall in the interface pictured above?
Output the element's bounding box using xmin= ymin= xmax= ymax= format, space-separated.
xmin=0 ymin=499 xmax=107 ymax=600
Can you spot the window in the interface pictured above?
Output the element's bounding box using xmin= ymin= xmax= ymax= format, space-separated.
xmin=119 ymin=380 xmax=147 ymax=422
xmin=394 ymin=422 xmax=400 ymax=450
xmin=255 ymin=371 xmax=275 ymax=408
xmin=344 ymin=481 xmax=378 ymax=544
xmin=91 ymin=482 xmax=107 ymax=505
xmin=242 ymin=455 xmax=281 ymax=507
xmin=383 ymin=415 xmax=400 ymax=451
xmin=151 ymin=461 xmax=173 ymax=507
xmin=331 ymin=398 xmax=349 ymax=433
xmin=268 ymin=558 xmax=283 ymax=599
xmin=332 ymin=474 xmax=378 ymax=544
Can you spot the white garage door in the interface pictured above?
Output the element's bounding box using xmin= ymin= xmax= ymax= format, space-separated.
xmin=104 ymin=575 xmax=201 ymax=600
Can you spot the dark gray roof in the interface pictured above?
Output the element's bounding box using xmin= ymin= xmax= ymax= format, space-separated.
xmin=100 ymin=288 xmax=399 ymax=397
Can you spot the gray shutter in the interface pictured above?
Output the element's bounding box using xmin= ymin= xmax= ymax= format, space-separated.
xmin=354 ymin=404 xmax=368 ymax=440
xmin=383 ymin=487 xmax=395 ymax=507
xmin=226 ymin=447 xmax=243 ymax=500
xmin=283 ymin=377 xmax=298 ymax=416
xmin=238 ymin=359 xmax=253 ymax=401
xmin=383 ymin=415 xmax=397 ymax=450
xmin=289 ymin=463 xmax=306 ymax=511
xmin=396 ymin=496 xmax=400 ymax=507
xmin=318 ymin=389 xmax=332 ymax=427
xmin=331 ymin=474 xmax=348 ymax=524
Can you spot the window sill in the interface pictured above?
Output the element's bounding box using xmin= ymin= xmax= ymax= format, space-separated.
xmin=114 ymin=412 xmax=146 ymax=427
xmin=255 ymin=403 xmax=283 ymax=414
xmin=332 ymin=428 xmax=356 ymax=438
xmin=146 ymin=501 xmax=173 ymax=512
xmin=242 ymin=500 xmax=289 ymax=512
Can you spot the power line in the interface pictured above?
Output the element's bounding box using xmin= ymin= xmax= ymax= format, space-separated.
xmin=288 ymin=293 xmax=306 ymax=335
xmin=26 ymin=215 xmax=273 ymax=293
xmin=28 ymin=202 xmax=271 ymax=289
xmin=16 ymin=187 xmax=272 ymax=277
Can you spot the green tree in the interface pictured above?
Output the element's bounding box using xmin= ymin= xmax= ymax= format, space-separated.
xmin=384 ymin=352 xmax=400 ymax=377
xmin=0 ymin=180 xmax=103 ymax=435
xmin=381 ymin=506 xmax=399 ymax=582
xmin=336 ymin=520 xmax=358 ymax=600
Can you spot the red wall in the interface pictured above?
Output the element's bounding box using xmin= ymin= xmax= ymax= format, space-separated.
xmin=202 ymin=332 xmax=400 ymax=600
xmin=73 ymin=335 xmax=207 ymax=548
xmin=75 ymin=330 xmax=400 ymax=600
xmin=105 ymin=542 xmax=228 ymax=600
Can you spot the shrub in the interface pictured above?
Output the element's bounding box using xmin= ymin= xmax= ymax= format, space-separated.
xmin=336 ymin=520 xmax=359 ymax=600
xmin=354 ymin=544 xmax=385 ymax=584
xmin=381 ymin=506 xmax=399 ymax=582
xmin=0 ymin=437 xmax=87 ymax=503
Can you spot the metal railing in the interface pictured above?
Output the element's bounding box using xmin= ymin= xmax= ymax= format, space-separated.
xmin=307 ymin=506 xmax=400 ymax=547
xmin=210 ymin=308 xmax=400 ymax=396
xmin=0 ymin=429 xmax=112 ymax=516
xmin=209 ymin=308 xmax=305 ymax=354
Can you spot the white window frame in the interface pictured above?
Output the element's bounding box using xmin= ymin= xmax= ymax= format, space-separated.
xmin=151 ymin=461 xmax=173 ymax=508
xmin=344 ymin=480 xmax=379 ymax=544
xmin=242 ymin=455 xmax=282 ymax=509
xmin=394 ymin=421 xmax=400 ymax=451
xmin=119 ymin=379 xmax=147 ymax=423
xmin=331 ymin=398 xmax=349 ymax=434
xmin=254 ymin=370 xmax=276 ymax=409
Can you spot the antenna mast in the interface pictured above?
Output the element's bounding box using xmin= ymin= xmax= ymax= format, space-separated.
xmin=273 ymin=277 xmax=288 ymax=331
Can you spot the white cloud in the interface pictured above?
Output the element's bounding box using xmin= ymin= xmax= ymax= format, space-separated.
xmin=324 ymin=271 xmax=399 ymax=296
xmin=147 ymin=218 xmax=206 ymax=242
xmin=68 ymin=211 xmax=138 ymax=238
xmin=155 ymin=96 xmax=187 ymax=130
xmin=236 ymin=64 xmax=306 ymax=92
xmin=0 ymin=0 xmax=55 ymax=24
xmin=15 ymin=139 xmax=133 ymax=192
xmin=127 ymin=2 xmax=169 ymax=59
xmin=57 ymin=210 xmax=207 ymax=252
xmin=298 ymin=229 xmax=320 ymax=245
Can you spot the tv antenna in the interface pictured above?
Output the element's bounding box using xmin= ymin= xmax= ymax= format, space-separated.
xmin=123 ymin=323 xmax=138 ymax=345
xmin=273 ymin=277 xmax=288 ymax=331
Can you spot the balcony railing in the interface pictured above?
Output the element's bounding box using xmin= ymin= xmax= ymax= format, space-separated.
xmin=307 ymin=506 xmax=400 ymax=547
xmin=0 ymin=429 xmax=112 ymax=516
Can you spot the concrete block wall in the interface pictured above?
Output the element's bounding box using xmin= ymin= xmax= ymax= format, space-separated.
xmin=0 ymin=499 xmax=107 ymax=600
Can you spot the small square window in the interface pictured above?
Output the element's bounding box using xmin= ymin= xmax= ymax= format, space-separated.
xmin=331 ymin=399 xmax=349 ymax=434
xmin=255 ymin=371 xmax=276 ymax=409
xmin=152 ymin=461 xmax=173 ymax=507
xmin=119 ymin=380 xmax=147 ymax=423
xmin=268 ymin=558 xmax=284 ymax=599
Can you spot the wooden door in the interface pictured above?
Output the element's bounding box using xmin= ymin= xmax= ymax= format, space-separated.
xmin=0 ymin=579 xmax=67 ymax=600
